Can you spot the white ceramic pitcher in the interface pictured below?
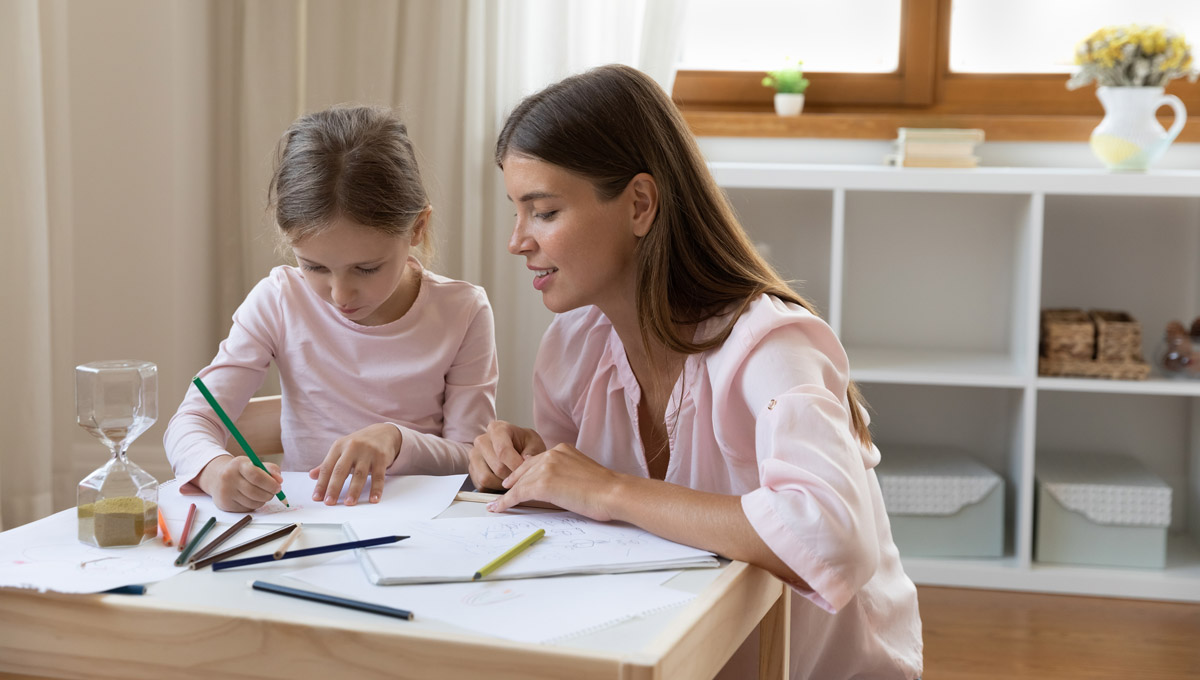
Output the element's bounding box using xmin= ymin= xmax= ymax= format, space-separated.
xmin=1090 ymin=86 xmax=1187 ymax=171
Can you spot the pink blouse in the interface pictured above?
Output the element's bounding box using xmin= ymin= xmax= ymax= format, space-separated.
xmin=533 ymin=296 xmax=922 ymax=679
xmin=164 ymin=260 xmax=497 ymax=487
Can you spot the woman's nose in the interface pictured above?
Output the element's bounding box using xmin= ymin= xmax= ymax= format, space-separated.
xmin=508 ymin=219 xmax=534 ymax=255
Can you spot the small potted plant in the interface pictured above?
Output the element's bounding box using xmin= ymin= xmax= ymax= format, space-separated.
xmin=762 ymin=57 xmax=810 ymax=116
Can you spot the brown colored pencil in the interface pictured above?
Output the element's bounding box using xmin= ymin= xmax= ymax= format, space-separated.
xmin=189 ymin=523 xmax=298 ymax=570
xmin=273 ymin=523 xmax=303 ymax=559
xmin=177 ymin=503 xmax=197 ymax=552
xmin=187 ymin=515 xmax=253 ymax=565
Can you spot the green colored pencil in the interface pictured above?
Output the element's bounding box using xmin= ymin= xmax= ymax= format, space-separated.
xmin=473 ymin=528 xmax=545 ymax=580
xmin=174 ymin=516 xmax=217 ymax=566
xmin=191 ymin=375 xmax=289 ymax=507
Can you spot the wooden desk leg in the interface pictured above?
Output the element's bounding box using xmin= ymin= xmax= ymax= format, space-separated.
xmin=757 ymin=585 xmax=790 ymax=680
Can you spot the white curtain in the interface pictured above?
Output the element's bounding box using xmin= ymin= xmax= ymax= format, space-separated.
xmin=0 ymin=0 xmax=685 ymax=529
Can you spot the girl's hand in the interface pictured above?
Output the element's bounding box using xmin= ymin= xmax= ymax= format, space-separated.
xmin=198 ymin=455 xmax=284 ymax=513
xmin=488 ymin=443 xmax=623 ymax=521
xmin=468 ymin=420 xmax=547 ymax=491
xmin=309 ymin=423 xmax=401 ymax=505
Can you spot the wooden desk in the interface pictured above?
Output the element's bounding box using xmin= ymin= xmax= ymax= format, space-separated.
xmin=0 ymin=503 xmax=788 ymax=680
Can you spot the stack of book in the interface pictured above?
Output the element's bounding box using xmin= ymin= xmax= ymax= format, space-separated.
xmin=888 ymin=127 xmax=984 ymax=168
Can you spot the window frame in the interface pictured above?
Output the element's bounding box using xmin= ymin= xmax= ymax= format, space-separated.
xmin=673 ymin=0 xmax=1200 ymax=141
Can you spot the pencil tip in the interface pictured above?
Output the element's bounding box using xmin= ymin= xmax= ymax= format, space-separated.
xmin=472 ymin=573 xmax=482 ymax=581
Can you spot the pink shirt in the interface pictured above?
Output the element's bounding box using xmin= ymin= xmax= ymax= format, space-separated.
xmin=165 ymin=260 xmax=497 ymax=487
xmin=533 ymin=296 xmax=922 ymax=679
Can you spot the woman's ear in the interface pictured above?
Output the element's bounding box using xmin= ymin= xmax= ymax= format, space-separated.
xmin=628 ymin=173 xmax=658 ymax=238
xmin=410 ymin=205 xmax=433 ymax=246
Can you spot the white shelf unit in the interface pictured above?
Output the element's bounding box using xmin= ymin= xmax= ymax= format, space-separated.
xmin=713 ymin=162 xmax=1200 ymax=602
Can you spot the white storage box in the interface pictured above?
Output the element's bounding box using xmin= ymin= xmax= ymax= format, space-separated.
xmin=877 ymin=446 xmax=1005 ymax=558
xmin=1035 ymin=452 xmax=1171 ymax=569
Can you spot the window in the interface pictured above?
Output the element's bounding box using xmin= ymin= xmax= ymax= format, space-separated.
xmin=673 ymin=0 xmax=1200 ymax=140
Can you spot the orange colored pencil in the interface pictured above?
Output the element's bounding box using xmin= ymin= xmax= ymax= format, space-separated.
xmin=177 ymin=503 xmax=197 ymax=552
xmin=157 ymin=507 xmax=174 ymax=547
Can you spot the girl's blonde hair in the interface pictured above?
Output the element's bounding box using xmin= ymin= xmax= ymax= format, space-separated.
xmin=495 ymin=65 xmax=871 ymax=445
xmin=268 ymin=104 xmax=433 ymax=261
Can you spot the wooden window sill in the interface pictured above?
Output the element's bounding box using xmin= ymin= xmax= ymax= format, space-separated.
xmin=680 ymin=109 xmax=1200 ymax=143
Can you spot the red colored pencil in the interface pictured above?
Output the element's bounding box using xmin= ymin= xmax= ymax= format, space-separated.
xmin=177 ymin=503 xmax=197 ymax=552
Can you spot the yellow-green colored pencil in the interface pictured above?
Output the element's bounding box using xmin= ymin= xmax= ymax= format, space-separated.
xmin=472 ymin=528 xmax=545 ymax=580
xmin=191 ymin=375 xmax=289 ymax=507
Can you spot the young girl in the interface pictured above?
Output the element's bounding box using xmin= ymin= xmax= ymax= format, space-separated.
xmin=166 ymin=105 xmax=497 ymax=512
xmin=469 ymin=66 xmax=922 ymax=679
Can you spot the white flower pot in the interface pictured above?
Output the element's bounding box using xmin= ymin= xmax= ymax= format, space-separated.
xmin=1090 ymin=86 xmax=1187 ymax=171
xmin=773 ymin=93 xmax=805 ymax=116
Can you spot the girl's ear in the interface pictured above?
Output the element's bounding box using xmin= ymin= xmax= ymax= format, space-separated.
xmin=628 ymin=173 xmax=658 ymax=238
xmin=410 ymin=205 xmax=433 ymax=246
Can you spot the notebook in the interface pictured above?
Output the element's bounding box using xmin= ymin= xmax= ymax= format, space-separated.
xmin=347 ymin=512 xmax=719 ymax=585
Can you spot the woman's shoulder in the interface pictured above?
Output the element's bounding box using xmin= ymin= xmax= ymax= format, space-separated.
xmin=713 ymin=294 xmax=848 ymax=369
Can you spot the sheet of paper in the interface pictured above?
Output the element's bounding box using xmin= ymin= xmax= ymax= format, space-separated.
xmin=348 ymin=512 xmax=719 ymax=584
xmin=0 ymin=508 xmax=188 ymax=593
xmin=158 ymin=472 xmax=466 ymax=525
xmin=286 ymin=554 xmax=695 ymax=644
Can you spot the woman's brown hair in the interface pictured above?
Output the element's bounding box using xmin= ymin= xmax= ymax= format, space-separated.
xmin=268 ymin=104 xmax=433 ymax=260
xmin=495 ymin=65 xmax=871 ymax=444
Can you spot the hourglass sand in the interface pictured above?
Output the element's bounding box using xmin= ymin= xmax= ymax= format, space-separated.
xmin=76 ymin=360 xmax=160 ymax=547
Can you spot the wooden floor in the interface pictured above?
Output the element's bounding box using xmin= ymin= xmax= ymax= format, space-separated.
xmin=919 ymin=586 xmax=1200 ymax=679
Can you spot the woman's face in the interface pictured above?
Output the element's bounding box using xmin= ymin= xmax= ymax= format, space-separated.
xmin=291 ymin=214 xmax=425 ymax=326
xmin=503 ymin=155 xmax=649 ymax=316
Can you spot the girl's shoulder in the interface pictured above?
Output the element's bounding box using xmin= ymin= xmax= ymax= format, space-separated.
xmin=418 ymin=267 xmax=491 ymax=310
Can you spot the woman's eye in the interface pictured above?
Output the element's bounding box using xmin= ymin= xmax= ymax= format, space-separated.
xmin=534 ymin=210 xmax=558 ymax=221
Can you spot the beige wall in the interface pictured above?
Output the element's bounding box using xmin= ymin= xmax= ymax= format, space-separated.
xmin=60 ymin=2 xmax=228 ymax=490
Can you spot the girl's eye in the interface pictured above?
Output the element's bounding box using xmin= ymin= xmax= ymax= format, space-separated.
xmin=301 ymin=264 xmax=327 ymax=272
xmin=357 ymin=266 xmax=381 ymax=275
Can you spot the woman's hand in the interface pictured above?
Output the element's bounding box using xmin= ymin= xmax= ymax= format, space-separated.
xmin=197 ymin=455 xmax=284 ymax=513
xmin=309 ymin=423 xmax=401 ymax=505
xmin=488 ymin=443 xmax=624 ymax=521
xmin=468 ymin=420 xmax=547 ymax=491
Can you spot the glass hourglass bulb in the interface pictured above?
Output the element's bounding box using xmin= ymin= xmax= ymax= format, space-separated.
xmin=75 ymin=360 xmax=160 ymax=548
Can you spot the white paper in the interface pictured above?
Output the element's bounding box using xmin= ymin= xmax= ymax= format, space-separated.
xmin=158 ymin=472 xmax=466 ymax=525
xmin=0 ymin=508 xmax=189 ymax=593
xmin=286 ymin=554 xmax=696 ymax=644
xmin=348 ymin=512 xmax=719 ymax=584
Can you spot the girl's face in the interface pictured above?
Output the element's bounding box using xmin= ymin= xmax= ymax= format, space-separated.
xmin=503 ymin=155 xmax=654 ymax=316
xmin=291 ymin=214 xmax=426 ymax=326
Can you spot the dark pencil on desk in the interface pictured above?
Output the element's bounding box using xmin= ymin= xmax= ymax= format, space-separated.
xmin=175 ymin=516 xmax=217 ymax=566
xmin=187 ymin=514 xmax=253 ymax=565
xmin=102 ymin=584 xmax=147 ymax=595
xmin=177 ymin=502 xmax=197 ymax=552
xmin=191 ymin=375 xmax=289 ymax=507
xmin=251 ymin=580 xmax=413 ymax=620
xmin=189 ymin=523 xmax=299 ymax=570
xmin=211 ymin=535 xmax=407 ymax=571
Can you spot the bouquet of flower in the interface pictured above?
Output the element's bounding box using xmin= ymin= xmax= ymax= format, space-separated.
xmin=1068 ymin=25 xmax=1199 ymax=89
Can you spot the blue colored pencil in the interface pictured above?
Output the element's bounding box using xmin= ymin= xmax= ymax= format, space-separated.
xmin=251 ymin=580 xmax=413 ymax=620
xmin=102 ymin=584 xmax=146 ymax=595
xmin=211 ymin=535 xmax=407 ymax=571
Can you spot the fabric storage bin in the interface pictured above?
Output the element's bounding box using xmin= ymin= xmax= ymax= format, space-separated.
xmin=877 ymin=446 xmax=1005 ymax=558
xmin=1035 ymin=451 xmax=1171 ymax=569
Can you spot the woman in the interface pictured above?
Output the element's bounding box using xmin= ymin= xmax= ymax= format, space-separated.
xmin=470 ymin=64 xmax=922 ymax=679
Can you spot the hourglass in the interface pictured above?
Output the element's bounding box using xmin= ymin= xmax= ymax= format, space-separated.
xmin=76 ymin=360 xmax=159 ymax=547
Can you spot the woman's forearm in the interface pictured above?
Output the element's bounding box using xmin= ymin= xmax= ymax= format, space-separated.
xmin=605 ymin=474 xmax=805 ymax=587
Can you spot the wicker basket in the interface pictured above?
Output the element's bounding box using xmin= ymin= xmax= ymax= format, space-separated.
xmin=1040 ymin=309 xmax=1094 ymax=360
xmin=1038 ymin=357 xmax=1151 ymax=380
xmin=1090 ymin=310 xmax=1142 ymax=362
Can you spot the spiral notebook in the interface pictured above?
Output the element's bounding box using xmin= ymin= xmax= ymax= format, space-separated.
xmin=346 ymin=512 xmax=719 ymax=585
